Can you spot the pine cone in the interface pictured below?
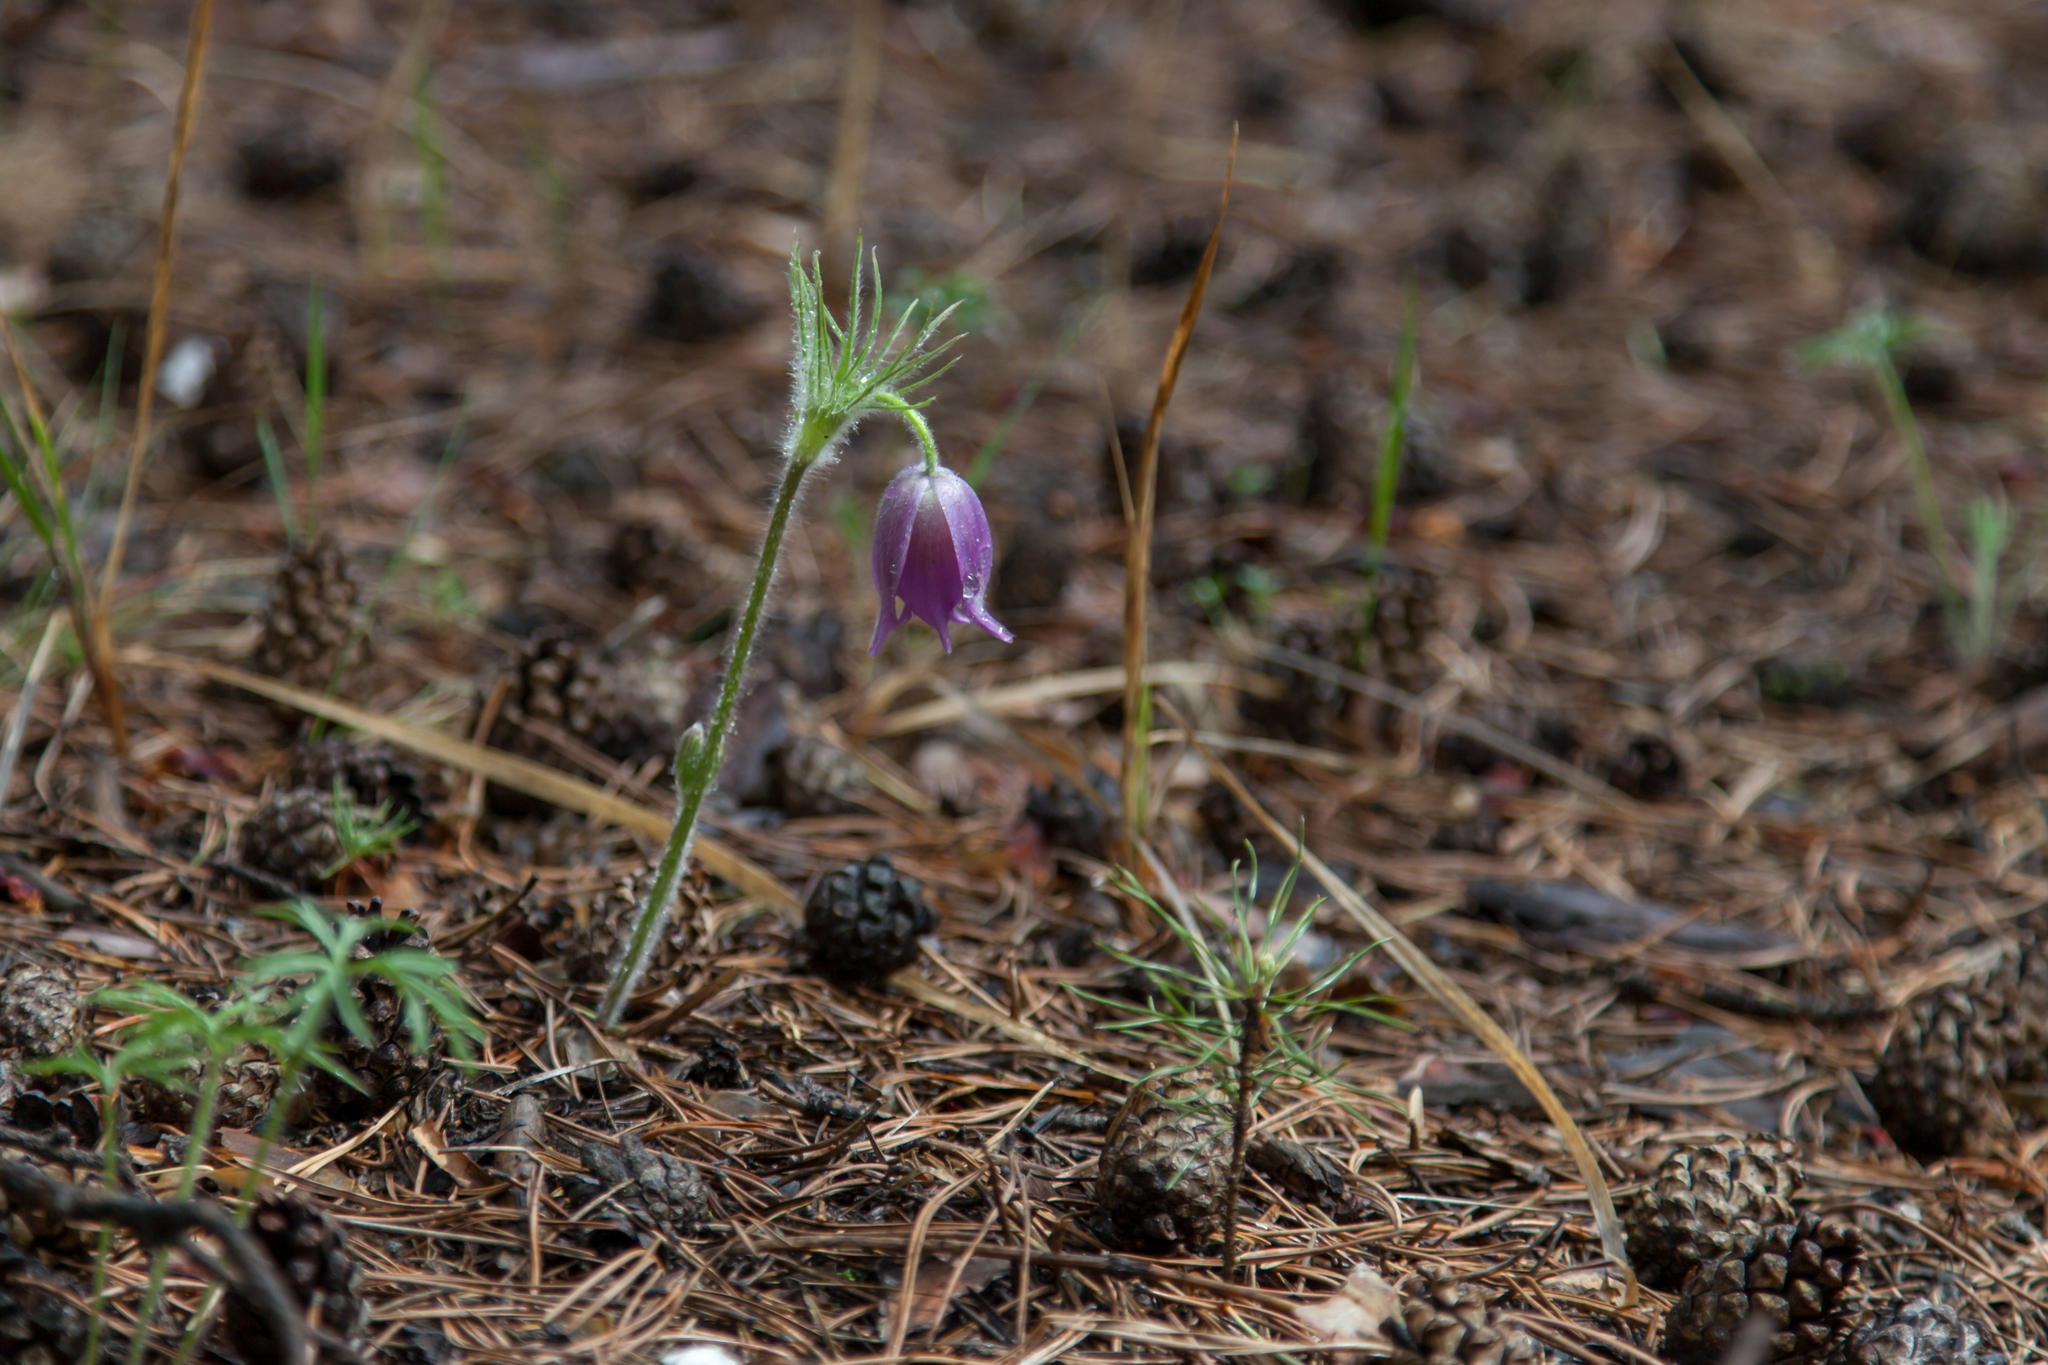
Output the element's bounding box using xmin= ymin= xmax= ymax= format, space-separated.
xmin=799 ymin=855 xmax=936 ymax=988
xmin=490 ymin=628 xmax=678 ymax=773
xmin=220 ymin=1195 xmax=368 ymax=1364
xmin=1241 ymin=619 xmax=1349 ymax=747
xmin=1838 ymin=1297 xmax=2006 ymax=1365
xmin=1606 ymin=734 xmax=1687 ymax=801
xmin=0 ymin=1241 xmax=88 ymax=1365
xmin=606 ymin=518 xmax=706 ymax=603
xmin=130 ymin=1054 xmax=281 ymax=1133
xmin=236 ymin=787 xmax=343 ymax=891
xmin=1625 ymin=1138 xmax=1804 ymax=1291
xmin=1096 ymin=1075 xmax=1230 ymax=1253
xmin=289 ymin=737 xmax=430 ymax=835
xmin=1022 ymin=778 xmax=1114 ymax=862
xmin=309 ymin=900 xmax=442 ymax=1120
xmin=579 ymin=1134 xmax=709 ymax=1243
xmin=763 ymin=732 xmax=868 ymax=817
xmin=0 ymin=964 xmax=85 ymax=1062
xmin=1370 ymin=566 xmax=1443 ymax=695
xmin=1661 ymin=1216 xmax=1865 ymax=1365
xmin=251 ymin=535 xmax=366 ymax=693
xmin=1388 ymin=1274 xmax=1539 ymax=1365
xmin=1866 ymin=945 xmax=2048 ymax=1159
xmin=551 ymin=859 xmax=713 ymax=987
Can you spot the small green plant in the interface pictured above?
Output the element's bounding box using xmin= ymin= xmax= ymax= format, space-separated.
xmin=321 ymin=777 xmax=418 ymax=880
xmin=32 ymin=900 xmax=481 ymax=1362
xmin=1092 ymin=855 xmax=1396 ymax=1275
xmin=1360 ymin=277 xmax=1420 ymax=646
xmin=1801 ymin=308 xmax=2047 ymax=666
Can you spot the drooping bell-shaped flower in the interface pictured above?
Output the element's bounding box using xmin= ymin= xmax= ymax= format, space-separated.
xmin=870 ymin=463 xmax=1014 ymax=654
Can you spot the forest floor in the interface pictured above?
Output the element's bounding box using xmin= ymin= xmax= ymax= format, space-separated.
xmin=0 ymin=0 xmax=2047 ymax=1362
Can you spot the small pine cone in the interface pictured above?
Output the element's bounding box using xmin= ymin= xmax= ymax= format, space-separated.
xmin=131 ymin=1054 xmax=282 ymax=1133
xmin=1023 ymin=778 xmax=1114 ymax=862
xmin=1625 ymin=1138 xmax=1804 ymax=1291
xmin=1241 ymin=619 xmax=1349 ymax=747
xmin=799 ymin=855 xmax=935 ymax=987
xmin=310 ymin=900 xmax=442 ymax=1120
xmin=237 ymin=787 xmax=343 ymax=891
xmin=1866 ymin=946 xmax=2048 ymax=1159
xmin=491 ymin=629 xmax=674 ymax=771
xmin=1661 ymin=1215 xmax=1865 ymax=1365
xmin=1606 ymin=734 xmax=1687 ymax=801
xmin=1388 ymin=1275 xmax=1540 ymax=1365
xmin=1838 ymin=1297 xmax=2007 ymax=1365
xmin=220 ymin=1196 xmax=368 ymax=1364
xmin=289 ymin=737 xmax=430 ymax=834
xmin=1370 ymin=566 xmax=1444 ymax=694
xmin=579 ymin=1134 xmax=709 ymax=1243
xmin=0 ymin=1241 xmax=89 ymax=1365
xmin=553 ymin=860 xmax=713 ymax=986
xmin=606 ymin=518 xmax=706 ymax=603
xmin=1096 ymin=1075 xmax=1230 ymax=1253
xmin=0 ymin=964 xmax=85 ymax=1062
xmin=765 ymin=732 xmax=869 ymax=817
xmin=251 ymin=535 xmax=366 ymax=693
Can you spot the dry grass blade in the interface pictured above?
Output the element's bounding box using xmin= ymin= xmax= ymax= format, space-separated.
xmin=1161 ymin=697 xmax=1639 ymax=1304
xmin=870 ymin=661 xmax=1243 ymax=738
xmin=822 ymin=0 xmax=886 ymax=291
xmin=1120 ymin=127 xmax=1236 ymax=853
xmin=97 ymin=0 xmax=219 ymax=754
xmin=122 ymin=646 xmax=795 ymax=910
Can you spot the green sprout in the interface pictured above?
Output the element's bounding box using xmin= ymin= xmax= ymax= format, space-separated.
xmin=1089 ymin=855 xmax=1396 ymax=1275
xmin=33 ymin=902 xmax=482 ymax=1362
xmin=1799 ymin=308 xmax=2047 ymax=667
xmin=320 ymin=777 xmax=418 ymax=880
xmin=1361 ymin=277 xmax=1420 ymax=649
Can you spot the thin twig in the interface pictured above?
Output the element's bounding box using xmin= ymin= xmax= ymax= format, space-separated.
xmin=96 ymin=0 xmax=219 ymax=754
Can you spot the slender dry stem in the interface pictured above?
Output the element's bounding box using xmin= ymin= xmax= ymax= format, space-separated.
xmin=1119 ymin=129 xmax=1236 ymax=857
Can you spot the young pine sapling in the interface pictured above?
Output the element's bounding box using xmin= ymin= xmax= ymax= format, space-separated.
xmin=1095 ymin=856 xmax=1394 ymax=1276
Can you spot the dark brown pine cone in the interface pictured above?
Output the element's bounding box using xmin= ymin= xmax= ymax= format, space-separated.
xmin=236 ymin=787 xmax=344 ymax=891
xmin=798 ymin=855 xmax=936 ymax=988
xmin=1837 ymin=1297 xmax=2007 ymax=1365
xmin=1866 ymin=944 xmax=2048 ymax=1159
xmin=309 ymin=900 xmax=443 ymax=1121
xmin=1022 ymin=776 xmax=1115 ymax=862
xmin=0 ymin=963 xmax=85 ymax=1062
xmin=219 ymin=1195 xmax=368 ymax=1364
xmin=1096 ymin=1074 xmax=1230 ymax=1253
xmin=551 ymin=859 xmax=713 ymax=987
xmin=1246 ymin=1135 xmax=1358 ymax=1219
xmin=288 ymin=736 xmax=431 ymax=834
xmin=579 ymin=1133 xmax=709 ymax=1244
xmin=0 ymin=1241 xmax=89 ymax=1365
xmin=1605 ymin=734 xmax=1688 ymax=801
xmin=606 ymin=517 xmax=706 ymax=603
xmin=1388 ymin=1274 xmax=1539 ymax=1365
xmin=1625 ymin=1138 xmax=1804 ymax=1291
xmin=1661 ymin=1215 xmax=1864 ymax=1365
xmin=1241 ymin=618 xmax=1349 ymax=747
xmin=1369 ymin=565 xmax=1444 ymax=695
xmin=251 ymin=534 xmax=366 ymax=693
xmin=490 ymin=628 xmax=682 ymax=773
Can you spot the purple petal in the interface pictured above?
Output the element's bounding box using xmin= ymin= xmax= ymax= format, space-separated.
xmin=867 ymin=463 xmax=1013 ymax=654
xmin=895 ymin=494 xmax=965 ymax=649
xmin=868 ymin=466 xmax=926 ymax=656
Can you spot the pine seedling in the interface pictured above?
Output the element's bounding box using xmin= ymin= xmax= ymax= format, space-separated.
xmin=1090 ymin=855 xmax=1395 ymax=1275
xmin=319 ymin=777 xmax=418 ymax=880
xmin=1359 ymin=276 xmax=1420 ymax=651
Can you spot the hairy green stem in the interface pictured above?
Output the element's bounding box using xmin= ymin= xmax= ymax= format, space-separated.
xmin=875 ymin=391 xmax=941 ymax=475
xmin=127 ymin=1053 xmax=224 ymax=1365
xmin=598 ymin=452 xmax=814 ymax=1026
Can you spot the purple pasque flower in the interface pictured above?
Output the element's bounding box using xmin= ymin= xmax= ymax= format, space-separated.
xmin=869 ymin=463 xmax=1014 ymax=654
